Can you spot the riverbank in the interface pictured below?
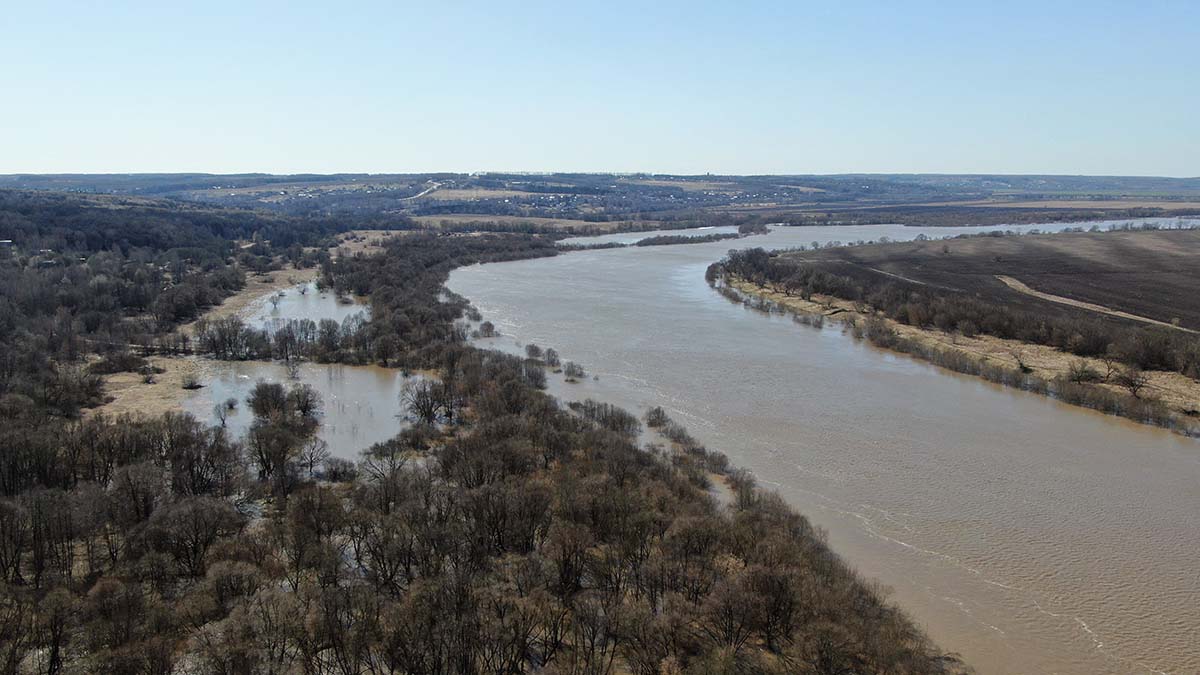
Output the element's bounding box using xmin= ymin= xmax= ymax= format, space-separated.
xmin=727 ymin=277 xmax=1200 ymax=434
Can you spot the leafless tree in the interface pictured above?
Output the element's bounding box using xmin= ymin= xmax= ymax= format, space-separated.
xmin=1114 ymin=366 xmax=1151 ymax=398
xmin=299 ymin=437 xmax=330 ymax=479
xmin=402 ymin=379 xmax=440 ymax=425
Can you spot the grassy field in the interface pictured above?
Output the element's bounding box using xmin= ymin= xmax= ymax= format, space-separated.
xmin=789 ymin=228 xmax=1200 ymax=330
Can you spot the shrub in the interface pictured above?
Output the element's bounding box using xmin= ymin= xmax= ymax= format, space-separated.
xmin=1067 ymin=360 xmax=1103 ymax=384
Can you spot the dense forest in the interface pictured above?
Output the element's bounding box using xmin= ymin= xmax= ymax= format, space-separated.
xmin=0 ymin=191 xmax=968 ymax=673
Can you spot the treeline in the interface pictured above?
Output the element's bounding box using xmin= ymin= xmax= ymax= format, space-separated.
xmin=635 ymin=232 xmax=741 ymax=247
xmin=714 ymin=248 xmax=1200 ymax=380
xmin=193 ymin=315 xmax=369 ymax=363
xmin=633 ymin=223 xmax=770 ymax=247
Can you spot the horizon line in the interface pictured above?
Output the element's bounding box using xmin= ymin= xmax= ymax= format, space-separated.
xmin=2 ymin=171 xmax=1200 ymax=180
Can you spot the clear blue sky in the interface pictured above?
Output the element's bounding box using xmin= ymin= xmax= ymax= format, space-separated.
xmin=3 ymin=1 xmax=1198 ymax=176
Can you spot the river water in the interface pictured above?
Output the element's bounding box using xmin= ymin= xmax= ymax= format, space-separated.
xmin=447 ymin=220 xmax=1200 ymax=675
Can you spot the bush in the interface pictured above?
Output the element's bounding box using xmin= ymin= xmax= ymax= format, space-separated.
xmin=646 ymin=406 xmax=669 ymax=427
xmin=1067 ymin=360 xmax=1103 ymax=384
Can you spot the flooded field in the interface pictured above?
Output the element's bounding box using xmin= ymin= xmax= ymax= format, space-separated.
xmin=181 ymin=282 xmax=408 ymax=458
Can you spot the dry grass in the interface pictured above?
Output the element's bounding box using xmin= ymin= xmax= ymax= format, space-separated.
xmin=731 ymin=279 xmax=1200 ymax=417
xmin=88 ymin=356 xmax=202 ymax=419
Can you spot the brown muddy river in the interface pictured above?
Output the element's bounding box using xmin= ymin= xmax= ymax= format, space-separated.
xmin=447 ymin=221 xmax=1200 ymax=675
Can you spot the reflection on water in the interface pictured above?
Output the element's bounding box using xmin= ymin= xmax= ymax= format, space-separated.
xmin=448 ymin=219 xmax=1200 ymax=675
xmin=182 ymin=281 xmax=406 ymax=459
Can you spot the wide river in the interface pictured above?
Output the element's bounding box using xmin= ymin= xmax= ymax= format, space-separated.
xmin=447 ymin=221 xmax=1200 ymax=675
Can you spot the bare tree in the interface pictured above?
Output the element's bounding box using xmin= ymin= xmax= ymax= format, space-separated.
xmin=1114 ymin=366 xmax=1150 ymax=398
xmin=213 ymin=403 xmax=229 ymax=427
xmin=1100 ymin=346 xmax=1122 ymax=382
xmin=299 ymin=437 xmax=330 ymax=479
xmin=402 ymin=379 xmax=440 ymax=425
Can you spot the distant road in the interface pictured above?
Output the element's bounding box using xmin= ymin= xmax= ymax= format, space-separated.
xmin=403 ymin=181 xmax=441 ymax=200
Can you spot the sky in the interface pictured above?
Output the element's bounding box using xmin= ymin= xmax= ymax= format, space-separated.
xmin=2 ymin=1 xmax=1198 ymax=176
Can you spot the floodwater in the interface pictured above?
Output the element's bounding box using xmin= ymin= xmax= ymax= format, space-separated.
xmin=181 ymin=282 xmax=408 ymax=458
xmin=448 ymin=219 xmax=1200 ymax=675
